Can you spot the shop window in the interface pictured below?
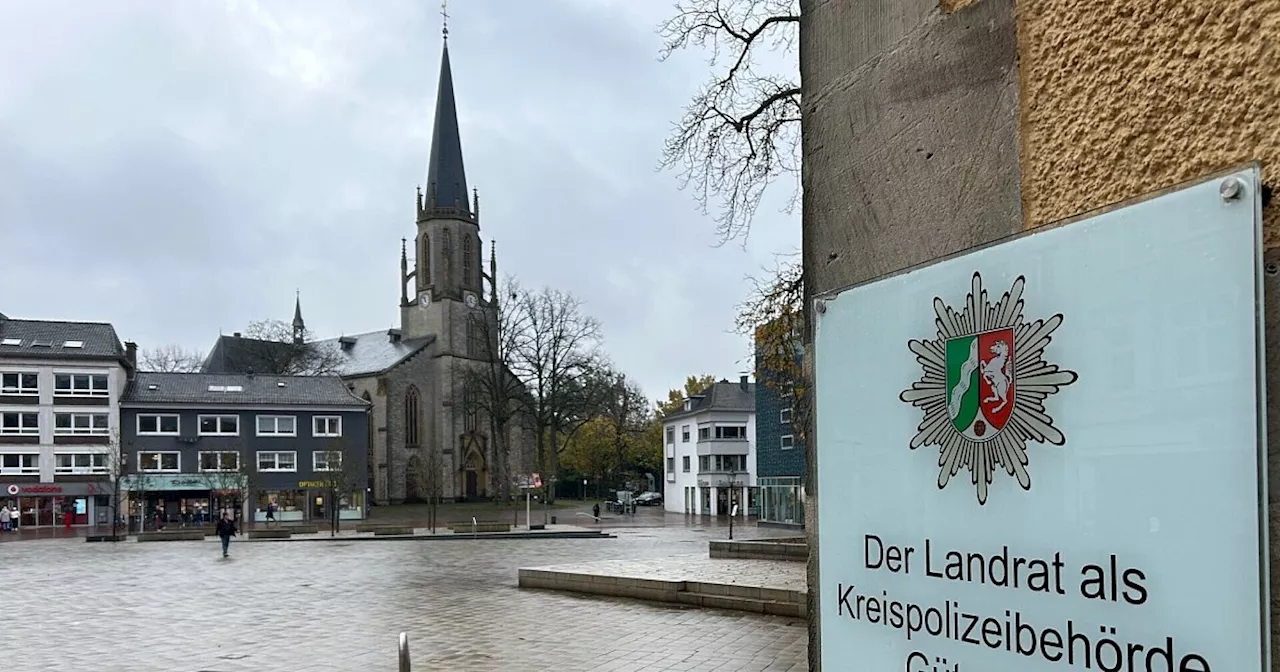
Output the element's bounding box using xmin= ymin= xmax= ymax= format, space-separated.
xmin=257 ymin=451 xmax=297 ymax=472
xmin=55 ymin=453 xmax=109 ymax=474
xmin=199 ymin=451 xmax=240 ymax=472
xmin=54 ymin=373 xmax=108 ymax=397
xmin=137 ymin=414 xmax=179 ymax=435
xmin=198 ymin=415 xmax=239 ymax=436
xmin=258 ymin=489 xmax=303 ymax=513
xmin=0 ymin=412 xmax=38 ymax=435
xmin=0 ymin=453 xmax=38 ymax=474
xmin=54 ymin=413 xmax=109 ymax=435
xmin=312 ymin=416 xmax=341 ymax=437
xmin=256 ymin=415 xmax=296 ymax=436
xmin=139 ymin=451 xmax=180 ymax=472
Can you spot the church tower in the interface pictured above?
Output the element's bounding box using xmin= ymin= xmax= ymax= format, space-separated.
xmin=400 ymin=34 xmax=491 ymax=352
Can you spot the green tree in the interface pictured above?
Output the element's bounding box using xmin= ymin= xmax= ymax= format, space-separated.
xmin=655 ymin=374 xmax=719 ymax=416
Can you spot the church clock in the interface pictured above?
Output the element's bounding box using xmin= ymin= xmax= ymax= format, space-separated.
xmin=419 ymin=291 xmax=432 ymax=307
xmin=464 ymin=292 xmax=478 ymax=308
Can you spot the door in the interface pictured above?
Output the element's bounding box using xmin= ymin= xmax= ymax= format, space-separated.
xmin=465 ymin=471 xmax=478 ymax=499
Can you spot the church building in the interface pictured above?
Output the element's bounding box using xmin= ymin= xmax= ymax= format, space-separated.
xmin=202 ymin=37 xmax=534 ymax=505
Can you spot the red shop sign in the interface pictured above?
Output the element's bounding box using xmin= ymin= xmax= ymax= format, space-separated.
xmin=21 ymin=486 xmax=63 ymax=494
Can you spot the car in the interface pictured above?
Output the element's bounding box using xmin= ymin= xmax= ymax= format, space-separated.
xmin=634 ymin=491 xmax=663 ymax=506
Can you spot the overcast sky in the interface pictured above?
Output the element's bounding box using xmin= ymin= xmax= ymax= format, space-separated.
xmin=0 ymin=0 xmax=799 ymax=401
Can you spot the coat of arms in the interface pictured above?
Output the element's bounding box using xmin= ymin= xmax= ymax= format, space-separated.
xmin=899 ymin=273 xmax=1078 ymax=505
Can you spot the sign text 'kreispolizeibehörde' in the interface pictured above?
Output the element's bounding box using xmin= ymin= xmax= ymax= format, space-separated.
xmin=836 ymin=534 xmax=1211 ymax=672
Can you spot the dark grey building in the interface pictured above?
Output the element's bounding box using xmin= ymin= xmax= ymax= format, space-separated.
xmin=754 ymin=333 xmax=806 ymax=527
xmin=120 ymin=372 xmax=371 ymax=525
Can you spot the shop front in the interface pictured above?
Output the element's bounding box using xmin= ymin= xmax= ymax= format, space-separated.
xmin=120 ymin=474 xmax=243 ymax=529
xmin=260 ymin=480 xmax=366 ymax=522
xmin=757 ymin=476 xmax=805 ymax=527
xmin=0 ymin=481 xmax=111 ymax=528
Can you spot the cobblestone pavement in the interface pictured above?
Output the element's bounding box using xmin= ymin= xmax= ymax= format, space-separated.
xmin=0 ymin=521 xmax=807 ymax=672
xmin=525 ymin=554 xmax=807 ymax=593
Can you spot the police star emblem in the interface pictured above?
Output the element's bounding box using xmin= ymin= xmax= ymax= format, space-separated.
xmin=899 ymin=273 xmax=1078 ymax=505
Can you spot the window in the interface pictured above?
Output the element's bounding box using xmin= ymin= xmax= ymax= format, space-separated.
xmin=139 ymin=452 xmax=180 ymax=472
xmin=0 ymin=454 xmax=39 ymax=474
xmin=314 ymin=451 xmax=342 ymax=471
xmin=714 ymin=455 xmax=746 ymax=471
xmin=54 ymin=413 xmax=109 ymax=435
xmin=137 ymin=414 xmax=179 ymax=435
xmin=54 ymin=373 xmax=109 ymax=397
xmin=698 ymin=456 xmax=710 ymax=471
xmin=313 ymin=416 xmax=342 ymax=437
xmin=780 ymin=408 xmax=792 ymax=424
xmin=256 ymin=415 xmax=296 ymax=436
xmin=666 ymin=426 xmax=675 ymax=444
xmin=682 ymin=456 xmax=690 ymax=472
xmin=463 ymin=386 xmax=477 ymax=432
xmin=463 ymin=235 xmax=473 ymax=286
xmin=55 ymin=453 xmax=108 ymax=474
xmin=199 ymin=415 xmax=239 ymax=436
xmin=405 ymin=386 xmax=421 ymax=446
xmin=697 ymin=426 xmax=710 ymax=441
xmin=781 ymin=434 xmax=795 ymax=450
xmin=0 ymin=412 xmax=38 ymax=435
xmin=465 ymin=319 xmax=476 ymax=356
xmin=199 ymin=451 xmax=240 ymax=472
xmin=421 ymin=235 xmax=430 ymax=286
xmin=681 ymin=425 xmax=690 ymax=442
xmin=715 ymin=425 xmax=747 ymax=440
xmin=1 ymin=372 xmax=38 ymax=395
xmin=258 ymin=451 xmax=297 ymax=472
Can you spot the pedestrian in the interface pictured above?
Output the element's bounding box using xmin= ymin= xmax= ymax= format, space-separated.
xmin=591 ymin=503 xmax=600 ymax=522
xmin=265 ymin=500 xmax=277 ymax=527
xmin=63 ymin=501 xmax=73 ymax=532
xmin=0 ymin=505 xmax=10 ymax=533
xmin=216 ymin=510 xmax=237 ymax=558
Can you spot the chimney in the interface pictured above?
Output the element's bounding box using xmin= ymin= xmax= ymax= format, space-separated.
xmin=739 ymin=375 xmax=749 ymax=391
xmin=233 ymin=332 xmax=242 ymax=338
xmin=124 ymin=341 xmax=138 ymax=371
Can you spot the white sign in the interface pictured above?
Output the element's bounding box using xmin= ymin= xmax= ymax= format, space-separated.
xmin=6 ymin=485 xmax=17 ymax=496
xmin=815 ymin=168 xmax=1267 ymax=671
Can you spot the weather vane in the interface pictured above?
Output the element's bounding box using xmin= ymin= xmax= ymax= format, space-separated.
xmin=441 ymin=0 xmax=449 ymax=40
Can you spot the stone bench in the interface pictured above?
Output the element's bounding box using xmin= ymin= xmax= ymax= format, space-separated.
xmin=372 ymin=526 xmax=414 ymax=536
xmin=447 ymin=521 xmax=511 ymax=533
xmin=85 ymin=534 xmax=128 ymax=543
xmin=247 ymin=528 xmax=292 ymax=539
xmin=282 ymin=524 xmax=319 ymax=534
xmin=137 ymin=531 xmax=206 ymax=542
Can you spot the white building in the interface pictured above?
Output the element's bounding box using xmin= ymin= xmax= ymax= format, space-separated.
xmin=662 ymin=376 xmax=756 ymax=517
xmin=0 ymin=314 xmax=134 ymax=528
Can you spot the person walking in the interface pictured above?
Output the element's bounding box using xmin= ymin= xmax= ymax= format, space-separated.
xmin=591 ymin=502 xmax=600 ymax=522
xmin=1 ymin=505 xmax=10 ymax=533
xmin=215 ymin=510 xmax=238 ymax=558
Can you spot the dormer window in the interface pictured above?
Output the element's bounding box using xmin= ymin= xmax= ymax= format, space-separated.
xmin=683 ymin=400 xmax=691 ymax=411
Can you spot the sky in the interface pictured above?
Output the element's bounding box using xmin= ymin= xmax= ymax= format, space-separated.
xmin=0 ymin=0 xmax=800 ymax=402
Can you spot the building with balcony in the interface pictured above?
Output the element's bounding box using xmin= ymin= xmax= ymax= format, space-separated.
xmin=0 ymin=314 xmax=135 ymax=528
xmin=661 ymin=376 xmax=756 ymax=517
xmin=120 ymin=372 xmax=371 ymax=526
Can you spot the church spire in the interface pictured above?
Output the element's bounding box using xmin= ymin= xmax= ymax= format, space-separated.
xmin=292 ymin=290 xmax=305 ymax=344
xmin=423 ymin=32 xmax=470 ymax=219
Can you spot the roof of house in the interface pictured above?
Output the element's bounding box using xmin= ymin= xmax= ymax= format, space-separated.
xmin=122 ymin=372 xmax=369 ymax=407
xmin=0 ymin=317 xmax=128 ymax=361
xmin=662 ymin=379 xmax=757 ymax=422
xmin=311 ymin=330 xmax=435 ymax=378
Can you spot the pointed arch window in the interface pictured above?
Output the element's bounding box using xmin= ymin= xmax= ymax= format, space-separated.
xmin=465 ymin=318 xmax=476 ymax=357
xmin=442 ymin=228 xmax=452 ymax=287
xmin=464 ymin=384 xmax=478 ymax=433
xmin=363 ymin=391 xmax=376 ymax=496
xmin=421 ymin=235 xmax=431 ymax=288
xmin=405 ymin=385 xmax=421 ymax=447
xmin=462 ymin=236 xmax=473 ymax=289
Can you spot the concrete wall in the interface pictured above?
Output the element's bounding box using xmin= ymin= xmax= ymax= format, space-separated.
xmin=803 ymin=0 xmax=1278 ymax=668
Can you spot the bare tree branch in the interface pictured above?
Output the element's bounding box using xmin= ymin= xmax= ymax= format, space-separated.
xmin=735 ymin=252 xmax=809 ymax=443
xmin=234 ymin=319 xmax=345 ymax=376
xmin=139 ymin=344 xmax=205 ymax=373
xmin=658 ymin=0 xmax=801 ymax=242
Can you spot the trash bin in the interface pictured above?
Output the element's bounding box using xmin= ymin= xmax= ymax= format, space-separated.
xmin=550 ymin=516 xmax=557 ymax=524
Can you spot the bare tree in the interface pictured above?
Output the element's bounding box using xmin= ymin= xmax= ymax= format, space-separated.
xmin=659 ymin=0 xmax=801 ymax=242
xmin=138 ymin=344 xmax=205 ymax=373
xmin=410 ymin=449 xmax=446 ymax=532
xmin=196 ymin=445 xmax=250 ymax=524
xmin=453 ymin=274 xmax=533 ymax=504
xmin=592 ymin=368 xmax=651 ymax=479
xmin=312 ymin=441 xmax=364 ymax=536
xmin=508 ymin=286 xmax=604 ymax=503
xmin=229 ymin=319 xmax=345 ymax=376
xmin=103 ymin=427 xmax=139 ymax=539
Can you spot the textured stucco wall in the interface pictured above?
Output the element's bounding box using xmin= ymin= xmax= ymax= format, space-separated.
xmin=1018 ymin=0 xmax=1280 ymax=243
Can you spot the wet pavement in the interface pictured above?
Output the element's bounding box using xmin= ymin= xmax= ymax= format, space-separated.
xmin=0 ymin=513 xmax=808 ymax=671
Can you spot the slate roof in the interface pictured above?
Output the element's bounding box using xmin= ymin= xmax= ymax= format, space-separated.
xmin=201 ymin=330 xmax=434 ymax=378
xmin=662 ymin=379 xmax=757 ymax=422
xmin=424 ymin=43 xmax=470 ymax=215
xmin=122 ymin=372 xmax=369 ymax=407
xmin=0 ymin=317 xmax=128 ymax=361
xmin=312 ymin=330 xmax=435 ymax=378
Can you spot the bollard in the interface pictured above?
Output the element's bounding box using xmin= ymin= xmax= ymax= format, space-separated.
xmin=399 ymin=632 xmax=410 ymax=672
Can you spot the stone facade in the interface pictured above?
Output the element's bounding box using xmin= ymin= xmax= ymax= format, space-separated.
xmin=801 ymin=0 xmax=1279 ymax=668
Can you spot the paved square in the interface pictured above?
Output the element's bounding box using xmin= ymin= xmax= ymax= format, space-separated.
xmin=1 ymin=522 xmax=807 ymax=671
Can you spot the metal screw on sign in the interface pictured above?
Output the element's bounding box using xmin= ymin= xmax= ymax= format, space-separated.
xmin=1220 ymin=177 xmax=1244 ymax=202
xmin=815 ymin=300 xmax=827 ymax=314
